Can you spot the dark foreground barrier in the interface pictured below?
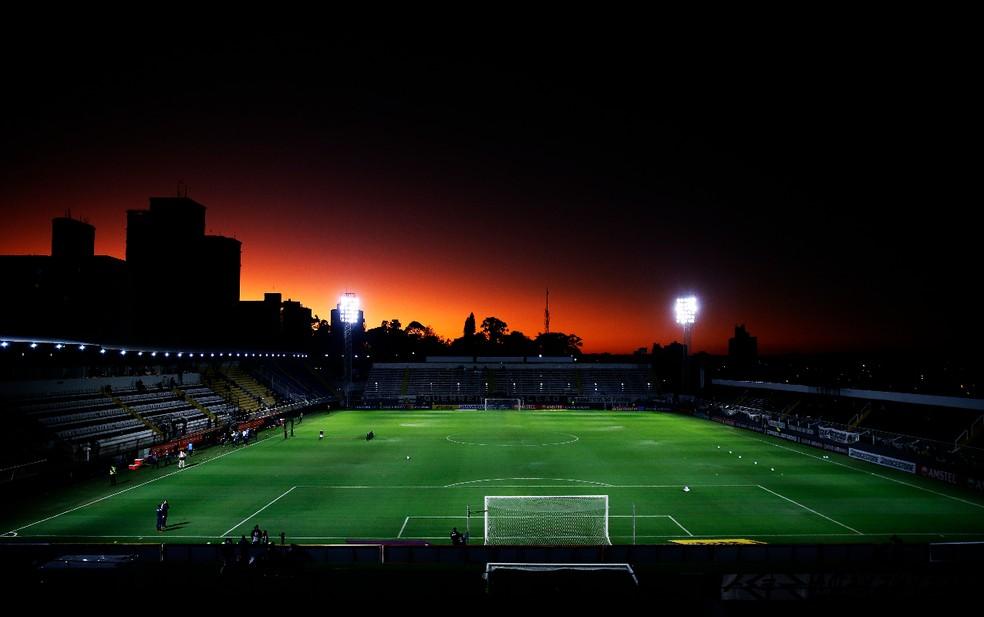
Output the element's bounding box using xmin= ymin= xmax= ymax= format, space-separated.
xmin=2 ymin=541 xmax=983 ymax=603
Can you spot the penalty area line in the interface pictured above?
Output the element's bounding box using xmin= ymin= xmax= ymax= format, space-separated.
xmin=221 ymin=486 xmax=297 ymax=538
xmin=666 ymin=515 xmax=693 ymax=537
xmin=758 ymin=484 xmax=862 ymax=535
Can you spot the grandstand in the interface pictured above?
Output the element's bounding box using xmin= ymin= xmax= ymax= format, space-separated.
xmin=708 ymin=379 xmax=984 ymax=480
xmin=4 ymin=376 xmax=239 ymax=461
xmin=364 ymin=358 xmax=655 ymax=406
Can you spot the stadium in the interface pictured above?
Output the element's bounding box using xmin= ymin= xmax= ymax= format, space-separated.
xmin=2 ymin=336 xmax=984 ymax=601
xmin=3 ymin=23 xmax=982 ymax=608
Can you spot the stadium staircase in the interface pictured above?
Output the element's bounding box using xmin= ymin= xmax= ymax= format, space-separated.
xmin=206 ymin=365 xmax=277 ymax=413
xmin=173 ymin=387 xmax=219 ymax=424
xmin=400 ymin=367 xmax=410 ymax=396
xmin=955 ymin=414 xmax=984 ymax=449
xmin=849 ymin=402 xmax=873 ymax=429
xmin=106 ymin=391 xmax=165 ymax=438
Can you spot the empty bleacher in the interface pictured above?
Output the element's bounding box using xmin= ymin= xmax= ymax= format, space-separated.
xmin=8 ymin=383 xmax=232 ymax=458
xmin=205 ymin=364 xmax=278 ymax=416
xmin=364 ymin=361 xmax=655 ymax=405
xmin=248 ymin=361 xmax=332 ymax=403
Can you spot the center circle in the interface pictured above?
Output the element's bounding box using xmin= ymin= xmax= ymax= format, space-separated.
xmin=446 ymin=431 xmax=579 ymax=447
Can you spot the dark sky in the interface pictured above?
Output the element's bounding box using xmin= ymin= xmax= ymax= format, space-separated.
xmin=1 ymin=21 xmax=978 ymax=353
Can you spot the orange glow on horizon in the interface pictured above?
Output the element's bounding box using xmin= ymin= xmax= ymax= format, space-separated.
xmin=0 ymin=186 xmax=873 ymax=355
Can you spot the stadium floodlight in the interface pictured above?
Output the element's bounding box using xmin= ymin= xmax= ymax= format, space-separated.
xmin=674 ymin=295 xmax=698 ymax=392
xmin=30 ymin=343 xmax=38 ymax=349
xmin=674 ymin=296 xmax=698 ymax=326
xmin=339 ymin=292 xmax=360 ymax=324
xmin=55 ymin=344 xmax=64 ymax=350
xmin=0 ymin=341 xmax=8 ymax=348
xmin=78 ymin=345 xmax=85 ymax=351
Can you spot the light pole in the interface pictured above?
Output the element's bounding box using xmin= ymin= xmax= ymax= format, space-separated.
xmin=339 ymin=292 xmax=360 ymax=408
xmin=674 ymin=296 xmax=698 ymax=392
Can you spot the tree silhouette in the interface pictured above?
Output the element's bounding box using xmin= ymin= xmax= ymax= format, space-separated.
xmin=481 ymin=316 xmax=508 ymax=346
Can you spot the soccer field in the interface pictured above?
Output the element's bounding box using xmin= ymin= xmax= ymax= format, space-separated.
xmin=4 ymin=409 xmax=984 ymax=545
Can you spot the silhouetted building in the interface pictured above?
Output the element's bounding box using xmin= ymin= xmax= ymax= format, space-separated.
xmin=200 ymin=235 xmax=242 ymax=329
xmin=126 ymin=197 xmax=240 ymax=345
xmin=235 ymin=293 xmax=314 ymax=350
xmin=282 ymin=299 xmax=313 ymax=347
xmin=51 ymin=217 xmax=95 ymax=258
xmin=236 ymin=293 xmax=283 ymax=348
xmin=1 ymin=218 xmax=130 ymax=342
xmin=728 ymin=324 xmax=758 ymax=371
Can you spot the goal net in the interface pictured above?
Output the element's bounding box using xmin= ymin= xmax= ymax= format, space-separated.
xmin=484 ymin=398 xmax=523 ymax=411
xmin=484 ymin=495 xmax=610 ymax=545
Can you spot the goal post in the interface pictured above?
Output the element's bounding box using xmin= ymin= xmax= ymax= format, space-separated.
xmin=484 ymin=563 xmax=638 ymax=595
xmin=483 ymin=398 xmax=523 ymax=411
xmin=483 ymin=495 xmax=611 ymax=545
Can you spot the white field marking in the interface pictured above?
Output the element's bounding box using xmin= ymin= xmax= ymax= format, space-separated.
xmin=398 ymin=517 xmax=410 ymax=538
xmin=666 ymin=515 xmax=693 ymax=536
xmin=5 ymin=431 xmax=281 ymax=535
xmin=444 ymin=477 xmax=613 ymax=488
xmin=757 ymin=485 xmax=862 ymax=535
xmin=404 ymin=514 xmax=672 ymax=519
xmin=221 ymin=486 xmax=297 ymax=537
xmin=293 ymin=483 xmax=757 ymax=490
xmin=608 ymin=484 xmax=759 ymax=489
xmin=446 ymin=433 xmax=579 ymax=447
xmin=750 ymin=437 xmax=984 ymax=511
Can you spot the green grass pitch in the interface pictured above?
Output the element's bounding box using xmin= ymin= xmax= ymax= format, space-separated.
xmin=3 ymin=409 xmax=984 ymax=545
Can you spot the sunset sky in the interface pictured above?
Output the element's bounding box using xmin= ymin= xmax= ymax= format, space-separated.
xmin=1 ymin=24 xmax=977 ymax=354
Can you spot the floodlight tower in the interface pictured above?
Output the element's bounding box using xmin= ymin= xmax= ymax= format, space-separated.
xmin=339 ymin=292 xmax=360 ymax=407
xmin=674 ymin=296 xmax=698 ymax=392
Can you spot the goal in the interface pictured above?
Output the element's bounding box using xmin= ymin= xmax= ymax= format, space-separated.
xmin=483 ymin=398 xmax=523 ymax=411
xmin=484 ymin=563 xmax=638 ymax=595
xmin=483 ymin=495 xmax=610 ymax=545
